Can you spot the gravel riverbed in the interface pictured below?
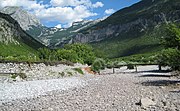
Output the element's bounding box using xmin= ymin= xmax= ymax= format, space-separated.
xmin=0 ymin=65 xmax=180 ymax=111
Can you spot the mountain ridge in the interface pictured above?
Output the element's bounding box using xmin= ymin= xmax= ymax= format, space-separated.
xmin=70 ymin=0 xmax=180 ymax=58
xmin=0 ymin=12 xmax=44 ymax=59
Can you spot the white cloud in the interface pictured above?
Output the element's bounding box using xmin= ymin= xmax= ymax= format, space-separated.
xmin=50 ymin=0 xmax=92 ymax=7
xmin=34 ymin=5 xmax=97 ymax=24
xmin=92 ymin=2 xmax=104 ymax=8
xmin=105 ymin=9 xmax=115 ymax=15
xmin=0 ymin=0 xmax=45 ymax=10
xmin=0 ymin=0 xmax=103 ymax=28
xmin=55 ymin=24 xmax=62 ymax=28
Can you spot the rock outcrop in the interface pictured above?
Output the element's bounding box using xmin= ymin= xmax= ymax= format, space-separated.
xmin=1 ymin=6 xmax=41 ymax=30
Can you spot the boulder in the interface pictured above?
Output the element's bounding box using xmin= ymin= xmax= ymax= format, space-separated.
xmin=140 ymin=97 xmax=156 ymax=108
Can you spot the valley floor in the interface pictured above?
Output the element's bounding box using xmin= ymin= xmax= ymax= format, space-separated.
xmin=0 ymin=66 xmax=180 ymax=111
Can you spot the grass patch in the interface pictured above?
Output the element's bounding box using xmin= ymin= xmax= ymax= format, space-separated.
xmin=11 ymin=74 xmax=17 ymax=79
xmin=10 ymin=73 xmax=27 ymax=79
xmin=59 ymin=72 xmax=65 ymax=77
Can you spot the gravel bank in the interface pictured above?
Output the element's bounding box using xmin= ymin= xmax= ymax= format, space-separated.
xmin=0 ymin=63 xmax=88 ymax=83
xmin=0 ymin=77 xmax=87 ymax=101
xmin=0 ymin=65 xmax=180 ymax=111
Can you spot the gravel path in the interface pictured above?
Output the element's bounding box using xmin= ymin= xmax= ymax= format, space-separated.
xmin=0 ymin=65 xmax=180 ymax=111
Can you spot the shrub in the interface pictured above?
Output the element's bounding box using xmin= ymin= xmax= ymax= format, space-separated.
xmin=113 ymin=61 xmax=122 ymax=68
xmin=127 ymin=64 xmax=134 ymax=69
xmin=73 ymin=68 xmax=84 ymax=75
xmin=91 ymin=58 xmax=105 ymax=73
xmin=106 ymin=62 xmax=114 ymax=69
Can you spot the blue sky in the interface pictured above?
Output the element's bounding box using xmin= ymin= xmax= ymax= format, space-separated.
xmin=0 ymin=0 xmax=140 ymax=28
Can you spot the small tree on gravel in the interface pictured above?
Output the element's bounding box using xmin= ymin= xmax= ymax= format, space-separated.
xmin=157 ymin=24 xmax=180 ymax=71
xmin=91 ymin=58 xmax=105 ymax=74
xmin=157 ymin=48 xmax=180 ymax=70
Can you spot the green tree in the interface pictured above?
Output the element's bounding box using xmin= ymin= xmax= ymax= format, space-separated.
xmin=163 ymin=24 xmax=180 ymax=49
xmin=38 ymin=48 xmax=52 ymax=60
xmin=158 ymin=24 xmax=180 ymax=70
xmin=157 ymin=48 xmax=180 ymax=70
xmin=56 ymin=49 xmax=78 ymax=63
xmin=64 ymin=43 xmax=96 ymax=65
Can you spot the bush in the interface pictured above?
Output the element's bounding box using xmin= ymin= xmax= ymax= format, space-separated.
xmin=91 ymin=58 xmax=105 ymax=73
xmin=73 ymin=68 xmax=84 ymax=75
xmin=113 ymin=61 xmax=122 ymax=68
xmin=106 ymin=62 xmax=114 ymax=69
xmin=127 ymin=64 xmax=134 ymax=69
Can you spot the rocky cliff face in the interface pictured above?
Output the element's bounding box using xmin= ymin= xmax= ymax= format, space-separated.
xmin=71 ymin=0 xmax=180 ymax=43
xmin=1 ymin=6 xmax=41 ymax=30
xmin=0 ymin=12 xmax=44 ymax=49
xmin=0 ymin=16 xmax=19 ymax=44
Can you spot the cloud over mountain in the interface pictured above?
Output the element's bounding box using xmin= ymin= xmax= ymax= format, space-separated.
xmin=105 ymin=9 xmax=115 ymax=15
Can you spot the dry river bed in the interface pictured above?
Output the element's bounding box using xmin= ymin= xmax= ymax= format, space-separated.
xmin=0 ymin=65 xmax=180 ymax=111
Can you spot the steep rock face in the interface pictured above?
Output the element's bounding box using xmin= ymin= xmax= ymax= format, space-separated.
xmin=1 ymin=6 xmax=41 ymax=30
xmin=0 ymin=12 xmax=44 ymax=49
xmin=0 ymin=17 xmax=19 ymax=44
xmin=72 ymin=0 xmax=180 ymax=43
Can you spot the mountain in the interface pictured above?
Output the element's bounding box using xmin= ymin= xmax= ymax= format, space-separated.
xmin=27 ymin=18 xmax=104 ymax=48
xmin=0 ymin=12 xmax=44 ymax=59
xmin=70 ymin=0 xmax=180 ymax=58
xmin=0 ymin=6 xmax=103 ymax=47
xmin=1 ymin=0 xmax=180 ymax=58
